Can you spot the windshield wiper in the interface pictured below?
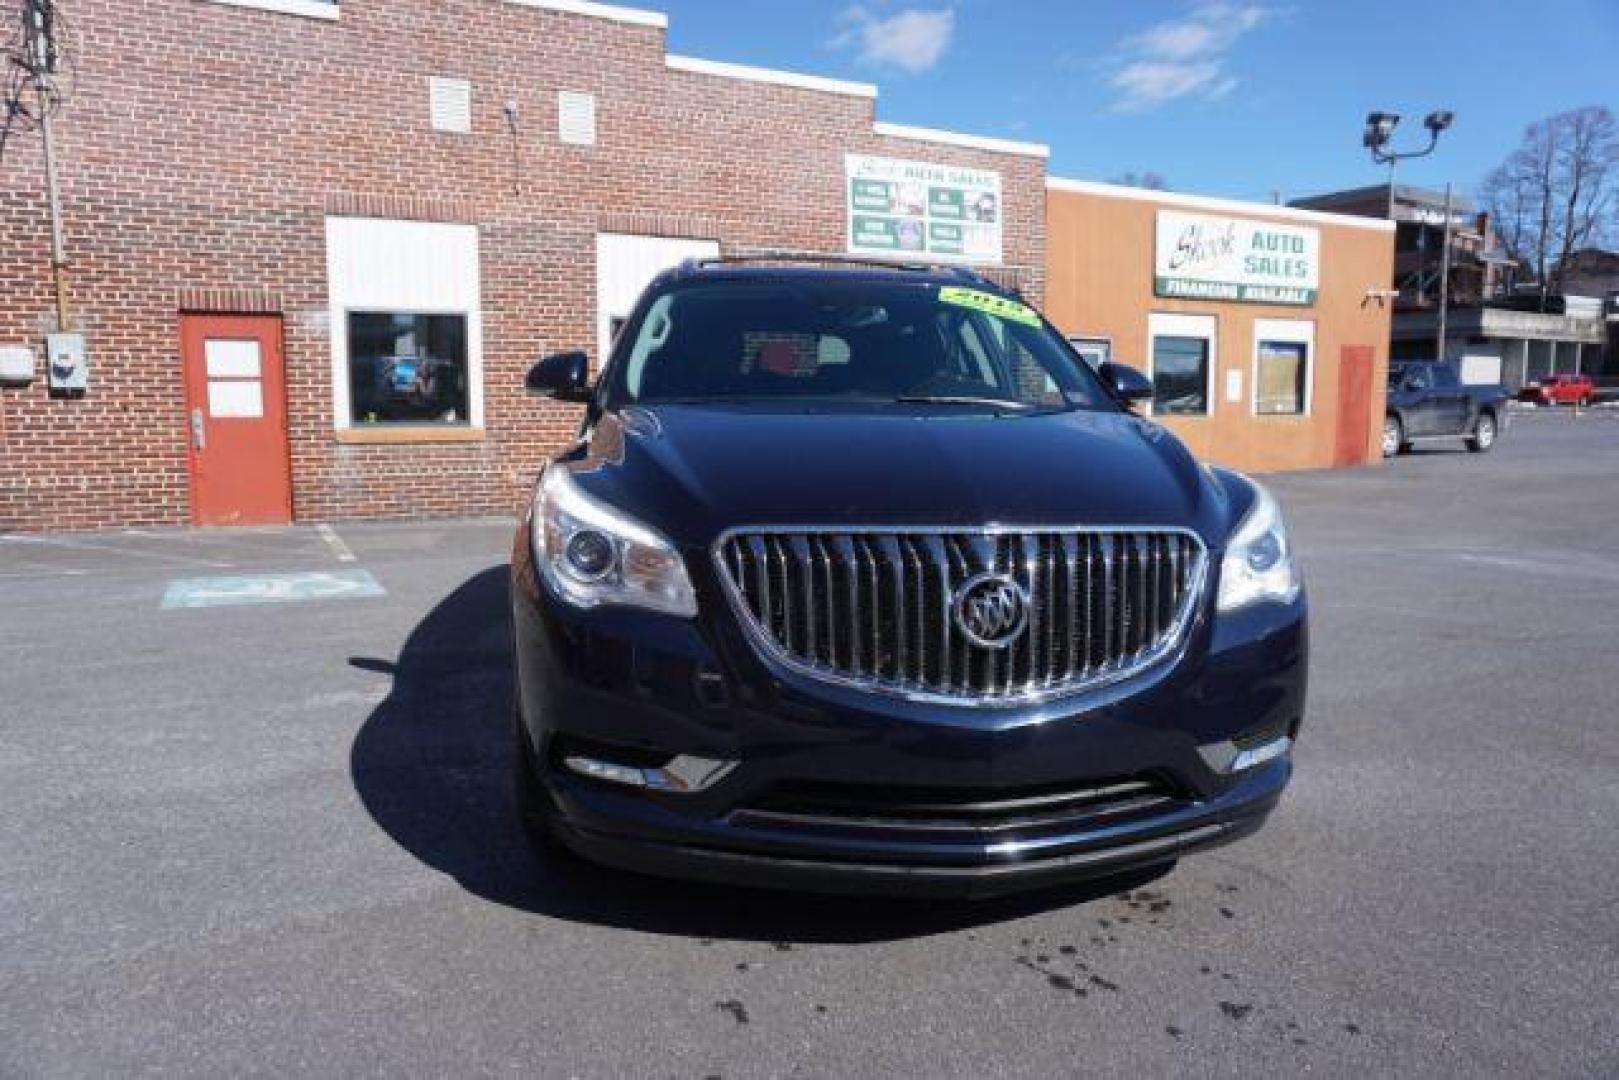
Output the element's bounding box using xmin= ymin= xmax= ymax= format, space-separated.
xmin=893 ymin=395 xmax=1038 ymax=410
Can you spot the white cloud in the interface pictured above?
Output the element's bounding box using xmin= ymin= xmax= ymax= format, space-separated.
xmin=832 ymin=6 xmax=956 ymax=75
xmin=1105 ymin=2 xmax=1271 ymax=112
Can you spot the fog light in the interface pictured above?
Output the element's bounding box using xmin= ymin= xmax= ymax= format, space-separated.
xmin=563 ymin=753 xmax=738 ymax=793
xmin=1231 ymin=736 xmax=1292 ymax=773
xmin=1196 ymin=734 xmax=1293 ymax=775
xmin=564 ymin=756 xmax=647 ymax=788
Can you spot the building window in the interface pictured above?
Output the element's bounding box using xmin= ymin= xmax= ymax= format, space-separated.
xmin=325 ymin=217 xmax=484 ymax=433
xmin=596 ymin=233 xmax=721 ymax=363
xmin=1154 ymin=338 xmax=1210 ymax=414
xmin=1067 ymin=336 xmax=1111 ymax=372
xmin=347 ymin=313 xmax=469 ymax=426
xmin=1252 ymin=319 xmax=1315 ymax=416
xmin=1148 ymin=313 xmax=1216 ymax=416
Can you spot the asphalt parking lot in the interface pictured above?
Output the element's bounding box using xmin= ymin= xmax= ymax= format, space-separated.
xmin=2 ymin=410 xmax=1616 ymax=1078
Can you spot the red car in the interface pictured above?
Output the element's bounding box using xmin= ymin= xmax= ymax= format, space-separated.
xmin=1521 ymin=373 xmax=1596 ymax=406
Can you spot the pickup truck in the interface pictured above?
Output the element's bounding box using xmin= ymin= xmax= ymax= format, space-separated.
xmin=1384 ymin=360 xmax=1510 ymax=459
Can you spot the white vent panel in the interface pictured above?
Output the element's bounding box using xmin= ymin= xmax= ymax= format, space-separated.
xmin=558 ymin=91 xmax=597 ymax=147
xmin=430 ymin=77 xmax=473 ymax=134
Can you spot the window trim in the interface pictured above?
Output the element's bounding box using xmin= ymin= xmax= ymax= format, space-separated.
xmin=326 ymin=218 xmax=484 ymax=436
xmin=202 ymin=0 xmax=339 ymax=22
xmin=1146 ymin=312 xmax=1217 ymax=419
xmin=335 ymin=426 xmax=486 ymax=446
xmin=1250 ymin=318 xmax=1316 ymax=419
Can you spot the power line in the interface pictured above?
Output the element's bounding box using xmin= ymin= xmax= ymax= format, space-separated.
xmin=2 ymin=0 xmax=73 ymax=167
xmin=5 ymin=0 xmax=73 ymax=331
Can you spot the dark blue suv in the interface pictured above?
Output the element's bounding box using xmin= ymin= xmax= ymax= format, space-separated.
xmin=511 ymin=258 xmax=1307 ymax=897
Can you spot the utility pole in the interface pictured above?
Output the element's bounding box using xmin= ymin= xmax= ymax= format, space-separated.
xmin=23 ymin=0 xmax=70 ymax=333
xmin=1436 ymin=183 xmax=1453 ymax=361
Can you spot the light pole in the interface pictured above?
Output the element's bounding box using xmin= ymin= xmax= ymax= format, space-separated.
xmin=1363 ymin=110 xmax=1455 ymax=357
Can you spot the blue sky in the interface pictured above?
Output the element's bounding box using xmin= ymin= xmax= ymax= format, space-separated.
xmin=652 ymin=0 xmax=1619 ymax=205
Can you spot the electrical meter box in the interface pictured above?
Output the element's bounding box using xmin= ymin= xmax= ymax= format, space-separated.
xmin=46 ymin=333 xmax=87 ymax=393
xmin=0 ymin=345 xmax=36 ymax=388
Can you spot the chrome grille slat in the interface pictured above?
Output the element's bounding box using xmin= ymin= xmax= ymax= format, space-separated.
xmin=1060 ymin=534 xmax=1079 ymax=683
xmin=858 ymin=537 xmax=881 ymax=679
xmin=814 ymin=535 xmax=838 ymax=669
xmin=944 ymin=538 xmax=970 ymax=691
xmin=904 ymin=537 xmax=927 ymax=687
xmin=831 ymin=536 xmax=861 ymax=675
xmin=876 ymin=535 xmax=906 ymax=683
xmin=717 ymin=528 xmax=1206 ymax=706
xmin=1024 ymin=534 xmax=1043 ymax=690
xmin=1133 ymin=534 xmax=1149 ymax=659
xmin=770 ymin=537 xmax=793 ymax=654
xmin=744 ymin=536 xmax=772 ymax=639
xmin=919 ymin=534 xmax=951 ymax=691
xmin=1100 ymin=535 xmax=1116 ymax=671
xmin=979 ymin=536 xmax=1001 ymax=693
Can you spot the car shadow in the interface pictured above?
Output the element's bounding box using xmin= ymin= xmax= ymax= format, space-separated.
xmin=348 ymin=567 xmax=1168 ymax=944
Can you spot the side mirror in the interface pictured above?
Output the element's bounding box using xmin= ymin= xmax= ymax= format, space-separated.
xmin=1099 ymin=361 xmax=1154 ymax=407
xmin=526 ymin=351 xmax=592 ymax=403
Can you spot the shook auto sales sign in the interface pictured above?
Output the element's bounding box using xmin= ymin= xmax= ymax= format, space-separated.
xmin=1155 ymin=210 xmax=1320 ymax=305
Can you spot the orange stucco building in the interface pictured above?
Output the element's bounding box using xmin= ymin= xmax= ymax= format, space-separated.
xmin=1046 ymin=179 xmax=1396 ymax=472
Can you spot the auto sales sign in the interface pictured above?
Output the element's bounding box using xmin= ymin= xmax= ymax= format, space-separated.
xmin=1155 ymin=211 xmax=1319 ymax=305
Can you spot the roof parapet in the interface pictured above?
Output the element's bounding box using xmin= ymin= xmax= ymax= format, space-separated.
xmin=665 ymin=55 xmax=877 ymax=99
xmin=1048 ymin=177 xmax=1396 ymax=233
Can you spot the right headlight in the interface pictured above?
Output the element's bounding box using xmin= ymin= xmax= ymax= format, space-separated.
xmin=1216 ymin=480 xmax=1302 ymax=612
xmin=530 ymin=465 xmax=698 ymax=618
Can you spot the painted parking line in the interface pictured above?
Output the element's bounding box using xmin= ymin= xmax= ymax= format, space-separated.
xmin=1 ymin=533 xmax=236 ymax=570
xmin=161 ymin=570 xmax=386 ymax=610
xmin=317 ymin=524 xmax=357 ymax=563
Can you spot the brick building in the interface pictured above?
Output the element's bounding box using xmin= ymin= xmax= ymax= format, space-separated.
xmin=1046 ymin=181 xmax=1395 ymax=472
xmin=1291 ymin=184 xmax=1608 ymax=389
xmin=0 ymin=0 xmax=1048 ymax=531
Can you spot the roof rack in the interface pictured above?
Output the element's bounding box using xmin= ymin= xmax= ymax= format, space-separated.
xmin=682 ymin=252 xmax=998 ymax=287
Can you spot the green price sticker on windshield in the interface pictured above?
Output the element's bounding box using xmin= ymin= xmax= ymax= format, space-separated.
xmin=938 ymin=286 xmax=1041 ymax=328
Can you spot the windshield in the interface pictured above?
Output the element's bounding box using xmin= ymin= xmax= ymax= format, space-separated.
xmin=605 ymin=279 xmax=1111 ymax=412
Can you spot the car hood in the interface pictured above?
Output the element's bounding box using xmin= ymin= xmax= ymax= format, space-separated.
xmin=568 ymin=404 xmax=1234 ymax=547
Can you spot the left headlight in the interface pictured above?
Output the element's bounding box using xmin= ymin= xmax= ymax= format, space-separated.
xmin=1216 ymin=480 xmax=1302 ymax=612
xmin=531 ymin=465 xmax=698 ymax=618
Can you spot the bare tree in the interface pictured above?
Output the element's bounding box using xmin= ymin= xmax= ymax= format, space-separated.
xmin=1108 ymin=171 xmax=1169 ymax=191
xmin=1481 ymin=106 xmax=1618 ymax=308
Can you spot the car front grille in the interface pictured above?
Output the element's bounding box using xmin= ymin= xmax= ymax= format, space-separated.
xmin=715 ymin=527 xmax=1206 ymax=704
xmin=728 ymin=775 xmax=1191 ymax=861
xmin=737 ymin=775 xmax=1184 ymax=832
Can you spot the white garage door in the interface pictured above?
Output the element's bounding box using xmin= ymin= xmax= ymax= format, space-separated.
xmin=596 ymin=234 xmax=720 ymax=365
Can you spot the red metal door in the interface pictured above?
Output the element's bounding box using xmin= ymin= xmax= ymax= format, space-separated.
xmin=180 ymin=315 xmax=292 ymax=526
xmin=1335 ymin=345 xmax=1376 ymax=467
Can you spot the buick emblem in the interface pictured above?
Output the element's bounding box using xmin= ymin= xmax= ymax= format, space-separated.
xmin=952 ymin=574 xmax=1030 ymax=650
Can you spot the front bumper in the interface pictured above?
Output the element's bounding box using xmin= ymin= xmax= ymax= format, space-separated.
xmin=512 ymin=534 xmax=1307 ymax=897
xmin=550 ymin=759 xmax=1287 ymax=898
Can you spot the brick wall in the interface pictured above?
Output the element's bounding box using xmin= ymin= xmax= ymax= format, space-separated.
xmin=0 ymin=0 xmax=1046 ymax=532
